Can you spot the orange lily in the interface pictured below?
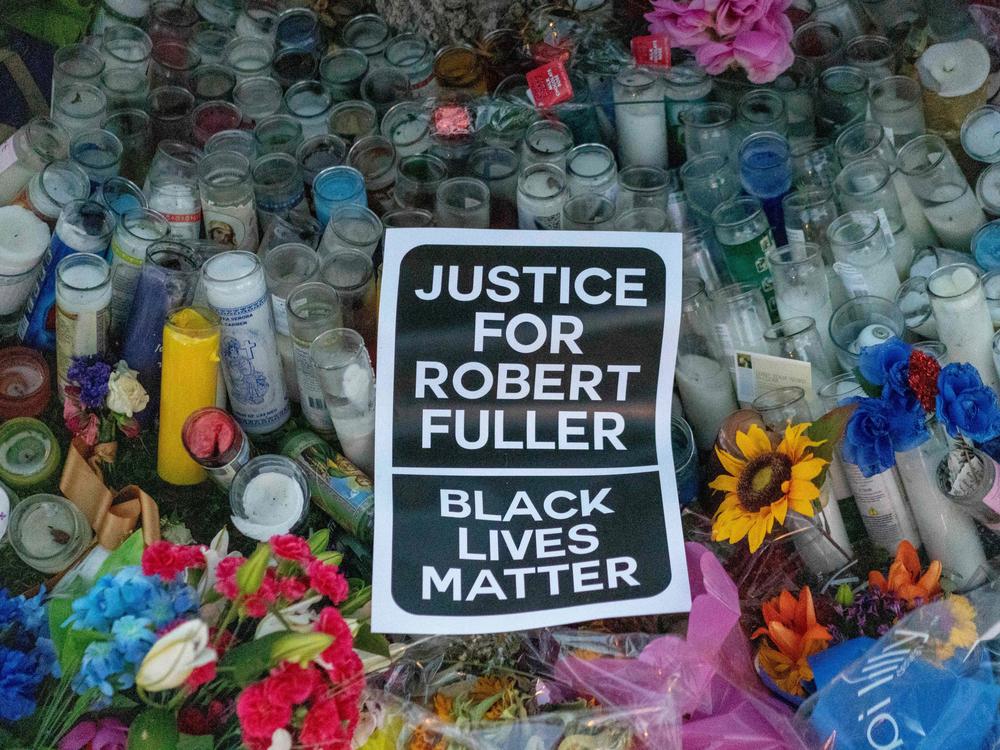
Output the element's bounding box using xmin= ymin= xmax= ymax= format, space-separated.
xmin=868 ymin=540 xmax=942 ymax=608
xmin=753 ymin=586 xmax=832 ymax=696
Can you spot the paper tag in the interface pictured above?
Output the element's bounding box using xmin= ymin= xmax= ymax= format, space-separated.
xmin=0 ymin=136 xmax=18 ymax=174
xmin=526 ymin=60 xmax=573 ymax=108
xmin=733 ymin=350 xmax=813 ymax=408
xmin=884 ymin=127 xmax=894 ymax=146
xmin=833 ymin=261 xmax=870 ymax=297
xmin=631 ymin=35 xmax=672 ymax=68
xmin=786 ymin=227 xmax=806 ymax=247
xmin=874 ymin=207 xmax=896 ymax=248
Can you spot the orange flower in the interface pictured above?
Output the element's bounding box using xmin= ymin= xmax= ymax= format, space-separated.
xmin=868 ymin=540 xmax=941 ymax=608
xmin=753 ymin=586 xmax=832 ymax=696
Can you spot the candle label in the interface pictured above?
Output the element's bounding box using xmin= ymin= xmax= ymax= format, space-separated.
xmin=526 ymin=60 xmax=573 ymax=108
xmin=874 ymin=208 xmax=896 ymax=248
xmin=720 ymin=231 xmax=778 ymax=318
xmin=292 ymin=340 xmax=335 ymax=433
xmin=517 ymin=207 xmax=562 ymax=231
xmin=832 ymin=261 xmax=870 ymax=298
xmin=55 ymin=303 xmax=109 ymax=392
xmin=843 ymin=461 xmax=918 ymax=551
xmin=631 ymin=35 xmax=671 ymax=68
xmin=786 ymin=227 xmax=806 ymax=247
xmin=0 ymin=135 xmax=18 ymax=174
xmin=203 ymin=198 xmax=259 ymax=252
xmin=215 ymin=293 xmax=291 ymax=434
xmin=270 ymin=294 xmax=290 ymax=336
xmin=203 ymin=435 xmax=251 ymax=491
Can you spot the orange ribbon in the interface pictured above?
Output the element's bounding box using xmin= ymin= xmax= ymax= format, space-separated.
xmin=59 ymin=438 xmax=161 ymax=550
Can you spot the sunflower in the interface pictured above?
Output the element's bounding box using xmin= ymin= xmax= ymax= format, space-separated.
xmin=709 ymin=422 xmax=827 ymax=553
xmin=931 ymin=595 xmax=978 ymax=662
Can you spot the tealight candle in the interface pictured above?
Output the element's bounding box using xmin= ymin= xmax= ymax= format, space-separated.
xmin=182 ymin=407 xmax=252 ymax=491
xmin=0 ymin=418 xmax=61 ymax=489
xmin=0 ymin=347 xmax=50 ymax=419
xmin=8 ymin=493 xmax=93 ymax=574
xmin=229 ymin=454 xmax=309 ymax=540
xmin=961 ymin=106 xmax=1000 ymax=163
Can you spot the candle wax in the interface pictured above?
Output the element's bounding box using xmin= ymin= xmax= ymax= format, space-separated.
xmin=923 ymin=185 xmax=987 ymax=250
xmin=233 ymin=471 xmax=305 ymax=540
xmin=0 ymin=206 xmax=49 ymax=275
xmin=675 ymin=353 xmax=738 ymax=451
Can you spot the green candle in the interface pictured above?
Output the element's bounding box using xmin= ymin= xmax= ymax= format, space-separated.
xmin=0 ymin=418 xmax=61 ymax=489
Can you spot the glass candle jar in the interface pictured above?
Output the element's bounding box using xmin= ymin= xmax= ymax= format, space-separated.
xmin=961 ymin=106 xmax=1000 ymax=165
xmin=974 ymin=220 xmax=1000 ymax=272
xmin=682 ymin=226 xmax=722 ymax=292
xmin=233 ymin=76 xmax=283 ymax=126
xmin=752 ymin=386 xmax=812 ymax=430
xmin=263 ymin=242 xmax=319 ymax=402
xmin=8 ymin=494 xmax=92 ymax=574
xmin=827 ymin=210 xmax=901 ymax=300
xmin=813 ymin=0 xmax=863 ymax=41
xmin=11 ymin=160 xmax=90 ymax=226
xmin=52 ymin=84 xmax=108 ymax=137
xmin=224 ymin=36 xmax=274 ymax=80
xmin=382 ymin=208 xmax=433 ymax=228
xmin=782 ymin=187 xmax=838 ymax=253
xmin=0 ymin=208 xmax=49 ymax=338
xmin=680 ymin=153 xmax=740 ymax=227
xmin=978 ymin=163 xmax=1000 ymax=217
xmin=150 ymin=0 xmax=199 ymax=44
xmin=287 ymin=281 xmax=340 ymax=435
xmin=869 ymin=76 xmax=925 ymax=148
xmin=614 ymin=67 xmax=668 ymax=169
xmin=773 ymin=59 xmax=817 ymax=141
xmin=102 ymin=109 xmax=152 ymax=185
xmin=662 ymin=63 xmax=712 ymax=168
xmin=829 ymin=294 xmax=906 ymax=371
xmin=312 ymin=166 xmax=366 ymax=227
xmin=894 ymin=276 xmax=938 ymax=338
xmin=521 ymin=120 xmax=574 ymax=170
xmin=329 ymin=100 xmax=378 ymax=147
xmin=150 ymin=40 xmax=201 ymax=88
xmin=467 ymin=146 xmax=520 ymax=229
xmin=385 ymin=33 xmax=436 ymax=92
xmin=816 ymin=66 xmax=868 ymax=139
xmin=765 ymin=315 xmax=837 ymax=388
xmin=201 ymin=251 xmax=290 ymax=433
xmin=100 ymin=23 xmax=152 ymax=76
xmin=710 ymin=281 xmax=772 ymax=383
xmin=0 ymin=117 xmax=69 ymax=205
xmin=897 ymin=134 xmax=986 ymax=251
xmin=296 ymin=134 xmax=346 ymax=206
xmin=191 ymin=23 xmax=232 ymax=64
xmin=394 ymin=153 xmax=447 ymax=211
xmin=681 ymin=102 xmax=735 ymax=162
xmin=927 ymin=263 xmax=1000 ymax=391
xmin=319 ymin=49 xmax=369 ymax=102
xmin=100 ymin=67 xmax=149 ymax=111
xmin=181 ymin=407 xmax=250 ymax=491
xmin=97 ymin=176 xmax=147 ymax=219
xmin=739 ymin=131 xmax=793 ymax=244
xmin=55 ymin=253 xmax=112 ymax=395
xmin=93 ymin=0 xmax=150 ymax=34
xmin=235 ymin=0 xmax=279 ymax=42
xmin=230 ymin=454 xmax=309 ymax=540
xmin=252 ymin=152 xmax=307 ymax=221
xmin=380 ymin=101 xmax=431 ymax=158
xmin=259 ymin=213 xmax=322 ymax=255
xmin=676 ymin=279 xmax=738 ymax=450
xmin=792 ymin=21 xmax=844 ymax=72
xmin=148 ymin=86 xmax=195 ymax=146
xmin=145 ymin=140 xmax=203 ymax=239
xmin=565 ymin=143 xmax=618 ymax=199
xmin=517 ymin=162 xmax=567 ymax=230
xmin=310 ymin=328 xmax=376 ymax=475
xmin=435 ymin=177 xmax=491 ymax=229
xmin=190 ymin=64 xmax=237 ymax=104
xmin=614 ymin=207 xmax=668 ymax=232
xmin=844 ymin=34 xmax=894 ymax=83
xmin=275 ymin=7 xmax=319 ymax=52
xmin=788 ymin=137 xmax=838 ymax=190
xmin=766 ymin=243 xmax=838 ymax=369
xmin=0 ymin=346 xmax=50 ymax=419
xmin=712 ymin=196 xmax=778 ymax=321
xmin=52 ymin=44 xmax=106 ymax=99
xmin=737 ymin=89 xmax=789 ymax=140
xmin=108 ymin=207 xmax=171 ymax=335
xmin=272 ymin=48 xmax=318 ymax=90
xmin=433 ymin=45 xmax=487 ymax=94
xmin=283 ymin=81 xmax=333 ymax=140
xmin=561 ymin=193 xmax=616 ymax=231
xmin=253 ymin=115 xmax=303 ymax=158
xmin=191 ymin=101 xmax=242 ymax=149
xmin=360 ymin=68 xmax=412 ymax=119
xmin=319 ymin=251 xmax=378 ymax=367
xmin=198 ymin=151 xmax=258 ymax=251
xmin=320 ymin=205 xmax=383 ymax=259
xmin=340 ymin=14 xmax=391 ymax=64
xmin=616 ymin=165 xmax=669 ymax=212
xmin=347 ymin=135 xmax=397 ymax=214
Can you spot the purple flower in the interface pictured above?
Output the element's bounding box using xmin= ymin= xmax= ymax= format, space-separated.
xmin=831 ymin=586 xmax=907 ymax=642
xmin=66 ymin=356 xmax=112 ymax=410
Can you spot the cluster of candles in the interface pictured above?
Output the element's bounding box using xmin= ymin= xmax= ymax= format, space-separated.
xmin=0 ymin=0 xmax=999 ymax=575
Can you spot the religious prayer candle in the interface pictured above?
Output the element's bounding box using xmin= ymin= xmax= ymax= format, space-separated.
xmin=182 ymin=407 xmax=251 ymax=490
xmin=54 ymin=253 xmax=112 ymax=398
xmin=229 ymin=454 xmax=309 ymax=540
xmin=928 ymin=264 xmax=1000 ymax=391
xmin=962 ymin=106 xmax=1000 ymax=164
xmin=0 ymin=418 xmax=61 ymax=490
xmin=21 ymin=201 xmax=113 ymax=355
xmin=826 ymin=211 xmax=900 ymax=301
xmin=108 ymin=208 xmax=170 ymax=337
xmin=145 ymin=141 xmax=204 ymax=241
xmin=198 ymin=151 xmax=259 ymax=251
xmin=0 ymin=117 xmax=69 ymax=205
xmin=202 ymin=251 xmax=290 ymax=434
xmin=7 ymin=493 xmax=92 ymax=574
xmin=12 ymin=160 xmax=90 ymax=226
xmin=517 ymin=163 xmax=567 ymax=231
xmin=158 ymin=307 xmax=221 ymax=485
xmin=0 ymin=206 xmax=50 ymax=338
xmin=712 ymin=196 xmax=778 ymax=322
xmin=287 ymin=282 xmax=340 ymax=436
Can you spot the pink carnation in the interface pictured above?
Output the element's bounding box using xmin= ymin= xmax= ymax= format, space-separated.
xmin=237 ymin=682 xmax=292 ymax=742
xmin=308 ymin=560 xmax=349 ymax=604
xmin=142 ymin=541 xmax=206 ymax=581
xmin=215 ymin=555 xmax=246 ymax=600
xmin=645 ymin=0 xmax=719 ymax=47
xmin=269 ymin=534 xmax=314 ymax=564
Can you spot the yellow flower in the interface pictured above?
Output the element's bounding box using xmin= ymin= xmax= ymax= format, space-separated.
xmin=709 ymin=422 xmax=827 ymax=553
xmin=933 ymin=595 xmax=978 ymax=661
xmin=757 ymin=639 xmax=829 ymax=697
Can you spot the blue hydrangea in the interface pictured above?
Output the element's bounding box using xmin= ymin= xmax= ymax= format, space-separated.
xmin=73 ymin=641 xmax=127 ymax=698
xmin=0 ymin=646 xmax=44 ymax=722
xmin=0 ymin=588 xmax=59 ymax=724
xmin=111 ymin=616 xmax=156 ymax=664
xmin=68 ymin=567 xmax=197 ymax=633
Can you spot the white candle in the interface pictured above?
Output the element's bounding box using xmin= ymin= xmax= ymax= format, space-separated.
xmin=232 ymin=470 xmax=306 ymax=540
xmin=91 ymin=0 xmax=149 ymax=33
xmin=517 ymin=165 xmax=566 ymax=230
xmin=675 ymin=353 xmax=738 ymax=451
xmin=55 ymin=255 xmax=112 ymax=395
xmin=922 ymin=185 xmax=987 ymax=250
xmin=333 ymin=362 xmax=376 ymax=476
xmin=833 ymin=256 xmax=900 ymax=300
xmin=775 ymin=285 xmax=836 ymax=368
xmin=928 ymin=264 xmax=999 ymax=390
xmin=784 ymin=502 xmax=853 ymax=575
xmin=615 ymin=69 xmax=668 ymax=169
xmin=0 ymin=206 xmax=49 ymax=313
xmin=961 ymin=106 xmax=1000 ymax=163
xmin=842 ymin=461 xmax=922 ymax=553
xmin=202 ymin=251 xmax=290 ymax=434
xmin=891 ymin=173 xmax=938 ymax=247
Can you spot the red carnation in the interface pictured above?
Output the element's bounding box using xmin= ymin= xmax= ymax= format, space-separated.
xmin=243 ymin=568 xmax=281 ymax=618
xmin=270 ymin=534 xmax=314 ymax=564
xmin=308 ymin=560 xmax=349 ymax=604
xmin=237 ymin=682 xmax=292 ymax=741
xmin=279 ymin=575 xmax=309 ymax=603
xmin=215 ymin=555 xmax=246 ymax=599
xmin=142 ymin=541 xmax=206 ymax=581
xmin=265 ymin=662 xmax=320 ymax=706
xmin=298 ymin=697 xmax=353 ymax=750
xmin=908 ymin=349 xmax=941 ymax=412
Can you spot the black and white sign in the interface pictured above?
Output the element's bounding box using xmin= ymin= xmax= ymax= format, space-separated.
xmin=373 ymin=229 xmax=690 ymax=634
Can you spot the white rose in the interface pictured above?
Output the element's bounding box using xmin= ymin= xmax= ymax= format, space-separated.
xmin=106 ymin=369 xmax=149 ymax=417
xmin=135 ymin=619 xmax=217 ymax=692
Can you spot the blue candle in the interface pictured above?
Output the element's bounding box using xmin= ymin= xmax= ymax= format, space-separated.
xmin=973 ymin=220 xmax=1000 ymax=271
xmin=739 ymin=132 xmax=792 ymax=246
xmin=121 ymin=242 xmax=200 ymax=423
xmin=312 ymin=166 xmax=366 ymax=227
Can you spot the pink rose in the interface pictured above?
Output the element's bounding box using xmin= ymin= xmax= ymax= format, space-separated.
xmin=59 ymin=718 xmax=128 ymax=750
xmin=645 ymin=0 xmax=719 ymax=47
xmin=714 ymin=0 xmax=770 ymax=36
xmin=732 ymin=24 xmax=795 ymax=83
xmin=694 ymin=39 xmax=737 ymax=74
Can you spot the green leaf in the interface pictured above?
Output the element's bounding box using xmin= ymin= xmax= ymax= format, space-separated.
xmin=340 ymin=584 xmax=371 ymax=617
xmin=236 ymin=543 xmax=271 ymax=595
xmin=352 ymin=622 xmax=391 ymax=659
xmin=219 ymin=632 xmax=285 ymax=687
xmin=128 ymin=709 xmax=178 ymax=750
xmin=96 ymin=531 xmax=146 ymax=579
xmin=805 ymin=404 xmax=856 ymax=488
xmin=177 ymin=734 xmax=215 ymax=750
xmin=47 ymin=577 xmax=86 ymax=663
xmin=854 ymin=368 xmax=882 ymax=399
xmin=308 ymin=528 xmax=331 ymax=555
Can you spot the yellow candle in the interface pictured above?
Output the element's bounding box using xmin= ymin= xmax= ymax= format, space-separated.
xmin=157 ymin=307 xmax=220 ymax=485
